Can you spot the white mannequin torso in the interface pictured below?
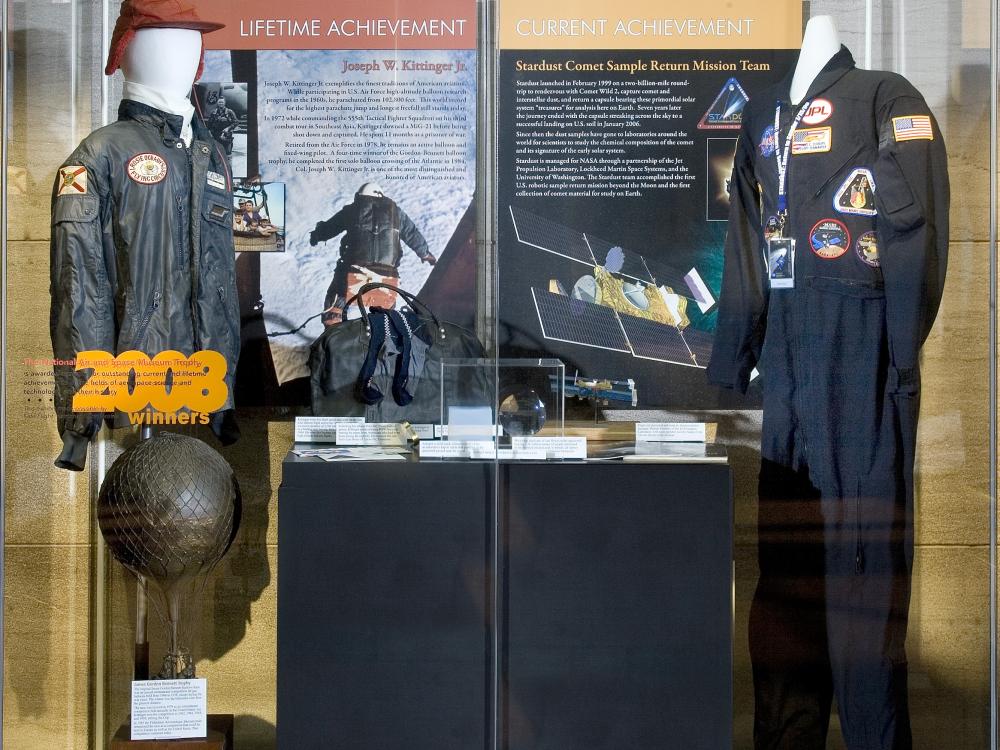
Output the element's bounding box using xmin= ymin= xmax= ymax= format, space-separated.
xmin=790 ymin=16 xmax=841 ymax=104
xmin=121 ymin=28 xmax=201 ymax=144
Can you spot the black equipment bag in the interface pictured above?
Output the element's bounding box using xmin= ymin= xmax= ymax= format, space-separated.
xmin=309 ymin=283 xmax=487 ymax=422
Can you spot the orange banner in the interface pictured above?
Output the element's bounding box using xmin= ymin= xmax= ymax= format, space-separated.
xmin=198 ymin=0 xmax=477 ymax=51
xmin=499 ymin=0 xmax=801 ymax=50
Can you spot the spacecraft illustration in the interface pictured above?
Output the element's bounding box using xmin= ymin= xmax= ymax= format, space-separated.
xmin=508 ymin=205 xmax=717 ymax=369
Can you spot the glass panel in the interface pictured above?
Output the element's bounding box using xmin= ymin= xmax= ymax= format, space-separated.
xmin=2 ymin=0 xmax=995 ymax=749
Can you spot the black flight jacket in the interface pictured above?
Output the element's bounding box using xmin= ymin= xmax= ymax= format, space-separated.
xmin=707 ymin=46 xmax=949 ymax=395
xmin=50 ymin=100 xmax=241 ymax=470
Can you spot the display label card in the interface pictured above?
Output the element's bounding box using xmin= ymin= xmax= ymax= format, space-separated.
xmin=335 ymin=423 xmax=408 ymax=446
xmin=131 ymin=679 xmax=207 ymax=741
xmin=419 ymin=440 xmax=496 ymax=459
xmin=500 ymin=448 xmax=549 ymax=461
xmin=635 ymin=423 xmax=707 ymax=443
xmin=410 ymin=424 xmax=437 ymax=440
xmin=294 ymin=416 xmax=365 ymax=443
xmin=510 ymin=436 xmax=587 ymax=459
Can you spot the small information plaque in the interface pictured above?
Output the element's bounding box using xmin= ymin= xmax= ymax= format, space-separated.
xmin=419 ymin=440 xmax=496 ymax=459
xmin=335 ymin=423 xmax=408 ymax=446
xmin=294 ymin=416 xmax=365 ymax=443
xmin=510 ymin=436 xmax=587 ymax=459
xmin=131 ymin=679 xmax=207 ymax=741
xmin=635 ymin=423 xmax=708 ymax=443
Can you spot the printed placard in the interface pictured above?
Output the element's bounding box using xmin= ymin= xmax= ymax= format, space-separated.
xmin=419 ymin=440 xmax=497 ymax=458
xmin=635 ymin=422 xmax=707 ymax=442
xmin=335 ymin=423 xmax=409 ymax=446
xmin=131 ymin=679 xmax=207 ymax=741
xmin=510 ymin=436 xmax=587 ymax=459
xmin=294 ymin=416 xmax=365 ymax=443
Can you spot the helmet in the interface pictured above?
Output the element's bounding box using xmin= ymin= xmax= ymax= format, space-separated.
xmin=357 ymin=182 xmax=386 ymax=198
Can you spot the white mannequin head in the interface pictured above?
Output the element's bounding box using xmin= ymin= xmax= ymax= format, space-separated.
xmin=121 ymin=28 xmax=201 ymax=98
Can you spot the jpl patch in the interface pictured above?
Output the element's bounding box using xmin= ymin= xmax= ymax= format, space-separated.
xmin=801 ymin=98 xmax=834 ymax=125
xmin=809 ymin=218 xmax=851 ymax=259
xmin=893 ymin=115 xmax=933 ymax=142
xmin=792 ymin=127 xmax=832 ymax=155
xmin=127 ymin=153 xmax=168 ymax=185
xmin=206 ymin=171 xmax=227 ymax=191
xmin=834 ymin=168 xmax=877 ymax=216
xmin=856 ymin=231 xmax=880 ymax=267
xmin=58 ymin=166 xmax=88 ymax=196
xmin=759 ymin=125 xmax=777 ymax=158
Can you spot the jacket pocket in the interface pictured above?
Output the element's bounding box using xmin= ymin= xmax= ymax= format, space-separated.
xmin=52 ymin=194 xmax=102 ymax=280
xmin=855 ymin=476 xmax=896 ymax=575
xmin=874 ymin=151 xmax=924 ymax=232
xmin=203 ymin=203 xmax=231 ymax=228
xmin=53 ymin=194 xmax=99 ymax=223
xmin=805 ymin=275 xmax=885 ymax=299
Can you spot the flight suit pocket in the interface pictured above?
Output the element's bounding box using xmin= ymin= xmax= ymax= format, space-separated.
xmin=875 ymin=152 xmax=924 ymax=232
xmin=806 ymin=276 xmax=885 ymax=299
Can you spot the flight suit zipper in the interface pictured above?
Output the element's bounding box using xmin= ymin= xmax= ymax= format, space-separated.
xmin=855 ymin=494 xmax=864 ymax=574
xmin=811 ymin=145 xmax=867 ymax=200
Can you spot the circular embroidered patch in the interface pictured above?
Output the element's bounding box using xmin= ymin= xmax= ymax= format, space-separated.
xmin=802 ymin=98 xmax=834 ymax=125
xmin=856 ymin=231 xmax=880 ymax=267
xmin=763 ymin=215 xmax=781 ymax=241
xmin=759 ymin=125 xmax=777 ymax=158
xmin=809 ymin=218 xmax=851 ymax=259
xmin=127 ymin=153 xmax=168 ymax=185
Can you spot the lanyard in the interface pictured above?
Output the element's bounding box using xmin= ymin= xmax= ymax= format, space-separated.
xmin=775 ymin=99 xmax=812 ymax=213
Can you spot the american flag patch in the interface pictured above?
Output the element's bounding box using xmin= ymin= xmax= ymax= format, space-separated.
xmin=892 ymin=115 xmax=934 ymax=142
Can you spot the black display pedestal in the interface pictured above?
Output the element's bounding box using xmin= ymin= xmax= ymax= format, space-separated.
xmin=277 ymin=456 xmax=732 ymax=750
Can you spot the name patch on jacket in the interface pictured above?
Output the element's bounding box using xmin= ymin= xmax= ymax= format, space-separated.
xmin=892 ymin=115 xmax=933 ymax=141
xmin=58 ymin=166 xmax=88 ymax=196
xmin=834 ymin=168 xmax=877 ymax=216
xmin=791 ymin=127 xmax=831 ymax=155
xmin=206 ymin=171 xmax=227 ymax=191
xmin=127 ymin=153 xmax=168 ymax=185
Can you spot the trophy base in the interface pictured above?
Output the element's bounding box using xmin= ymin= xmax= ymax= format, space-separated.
xmin=111 ymin=714 xmax=234 ymax=749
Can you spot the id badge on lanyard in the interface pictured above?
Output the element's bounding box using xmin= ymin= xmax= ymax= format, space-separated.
xmin=768 ymin=99 xmax=811 ymax=290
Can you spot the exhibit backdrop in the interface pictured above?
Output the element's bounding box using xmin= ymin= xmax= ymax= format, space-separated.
xmin=201 ymin=0 xmax=478 ymax=404
xmin=497 ymin=0 xmax=801 ymax=408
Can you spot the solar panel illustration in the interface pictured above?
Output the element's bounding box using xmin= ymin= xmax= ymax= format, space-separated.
xmin=511 ymin=206 xmax=713 ymax=368
xmin=509 ymin=205 xmax=596 ymax=265
xmin=619 ymin=313 xmax=696 ymax=365
xmin=531 ymin=289 xmax=631 ymax=353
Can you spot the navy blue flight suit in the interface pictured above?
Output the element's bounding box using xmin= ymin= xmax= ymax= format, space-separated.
xmin=708 ymin=47 xmax=949 ymax=749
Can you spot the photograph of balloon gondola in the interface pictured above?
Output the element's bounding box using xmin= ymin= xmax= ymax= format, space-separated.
xmin=233 ymin=178 xmax=285 ymax=252
xmin=508 ymin=204 xmax=717 ymax=368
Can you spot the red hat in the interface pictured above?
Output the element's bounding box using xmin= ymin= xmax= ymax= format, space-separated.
xmin=105 ymin=0 xmax=225 ymax=79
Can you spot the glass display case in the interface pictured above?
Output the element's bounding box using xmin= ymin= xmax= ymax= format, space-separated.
xmin=1 ymin=0 xmax=997 ymax=748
